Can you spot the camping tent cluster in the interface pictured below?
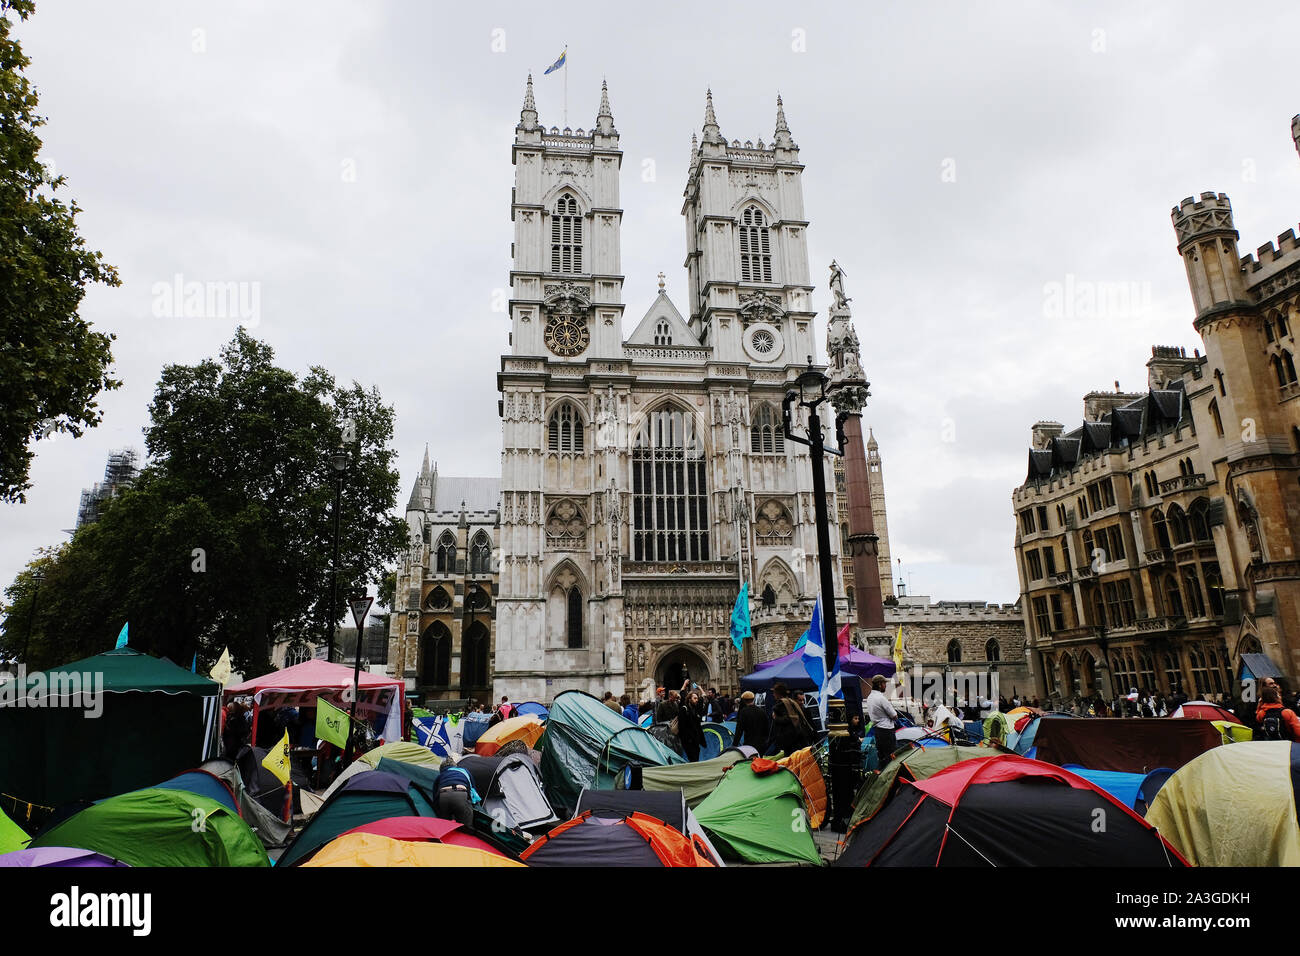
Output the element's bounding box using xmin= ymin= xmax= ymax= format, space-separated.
xmin=1 ymin=647 xmax=1292 ymax=868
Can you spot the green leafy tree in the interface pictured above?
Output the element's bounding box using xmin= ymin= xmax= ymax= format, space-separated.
xmin=1 ymin=331 xmax=408 ymax=674
xmin=0 ymin=0 xmax=121 ymax=502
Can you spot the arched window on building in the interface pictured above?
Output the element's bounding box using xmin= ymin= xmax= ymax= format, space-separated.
xmin=567 ymin=586 xmax=583 ymax=649
xmin=421 ymin=622 xmax=452 ymax=686
xmin=749 ymin=405 xmax=784 ymax=454
xmin=551 ymin=192 xmax=583 ymax=274
xmin=461 ymin=621 xmax=490 ymax=689
xmin=1279 ymin=311 xmax=1292 ymax=338
xmin=1187 ymin=645 xmax=1208 ymax=699
xmin=1167 ymin=505 xmax=1191 ymax=546
xmin=469 ymin=531 xmax=492 ymax=574
xmin=1138 ymin=653 xmax=1156 ymax=693
xmin=738 ymin=206 xmax=773 ymax=282
xmin=985 ymin=639 xmax=1000 ymax=662
xmin=1163 ymin=575 xmax=1184 ymax=618
xmin=1273 ymin=354 xmax=1288 ymax=388
xmin=1189 ymin=499 xmax=1212 ymax=542
xmin=632 ymin=406 xmax=710 ymax=561
xmin=1207 ymin=647 xmax=1226 ymax=696
xmin=654 ymin=320 xmax=672 ymax=346
xmin=946 ymin=640 xmax=961 ymax=664
xmin=1284 ymin=350 xmax=1299 ymax=385
xmin=1164 ymin=652 xmax=1182 ymax=696
xmin=1204 ymin=565 xmax=1225 ymax=618
xmin=1183 ymin=570 xmax=1206 ymax=618
xmin=1151 ymin=508 xmax=1171 ymax=550
xmin=1208 ymin=399 xmax=1224 ymax=437
xmin=425 ymin=586 xmax=451 ymax=611
xmin=435 ymin=531 xmax=457 ymax=575
xmin=547 ymin=404 xmax=584 ymax=453
xmin=761 ymin=583 xmax=776 ymax=607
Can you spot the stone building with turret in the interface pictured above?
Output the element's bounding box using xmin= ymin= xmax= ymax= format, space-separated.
xmin=1013 ymin=114 xmax=1300 ymax=704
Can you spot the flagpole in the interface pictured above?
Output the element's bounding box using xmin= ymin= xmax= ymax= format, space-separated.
xmin=563 ymin=46 xmax=568 ymax=127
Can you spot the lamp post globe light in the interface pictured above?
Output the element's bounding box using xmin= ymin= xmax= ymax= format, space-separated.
xmin=325 ymin=449 xmax=349 ymax=664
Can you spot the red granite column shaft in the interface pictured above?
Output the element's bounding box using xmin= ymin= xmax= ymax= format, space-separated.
xmin=842 ymin=414 xmax=884 ymax=630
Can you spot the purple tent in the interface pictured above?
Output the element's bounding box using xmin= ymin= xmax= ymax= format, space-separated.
xmin=740 ymin=646 xmax=895 ymax=691
xmin=0 ymin=846 xmax=129 ymax=867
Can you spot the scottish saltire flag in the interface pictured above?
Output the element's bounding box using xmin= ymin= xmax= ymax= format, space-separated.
xmin=799 ymin=596 xmax=842 ymax=729
xmin=543 ymin=47 xmax=567 ymax=75
xmin=729 ymin=583 xmax=751 ymax=652
xmin=114 ymin=622 xmax=128 ymax=649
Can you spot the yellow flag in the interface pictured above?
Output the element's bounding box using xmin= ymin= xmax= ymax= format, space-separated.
xmin=209 ymin=647 xmax=232 ymax=687
xmin=893 ymin=625 xmax=905 ymax=677
xmin=262 ymin=729 xmax=292 ymax=786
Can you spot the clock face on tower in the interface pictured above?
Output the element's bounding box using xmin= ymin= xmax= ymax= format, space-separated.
xmin=545 ymin=314 xmax=589 ymax=356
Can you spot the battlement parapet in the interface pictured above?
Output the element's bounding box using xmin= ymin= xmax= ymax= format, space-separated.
xmin=1172 ymin=192 xmax=1236 ymax=245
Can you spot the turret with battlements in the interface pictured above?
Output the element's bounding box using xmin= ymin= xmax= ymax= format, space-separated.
xmin=1171 ymin=192 xmax=1251 ymax=321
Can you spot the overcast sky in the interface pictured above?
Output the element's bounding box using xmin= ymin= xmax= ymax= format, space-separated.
xmin=4 ymin=0 xmax=1300 ymax=607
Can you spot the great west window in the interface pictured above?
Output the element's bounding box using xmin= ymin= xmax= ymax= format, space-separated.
xmin=632 ymin=408 xmax=710 ymax=562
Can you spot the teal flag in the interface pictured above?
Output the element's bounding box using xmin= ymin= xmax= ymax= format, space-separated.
xmin=114 ymin=622 xmax=128 ymax=649
xmin=729 ymin=583 xmax=751 ymax=652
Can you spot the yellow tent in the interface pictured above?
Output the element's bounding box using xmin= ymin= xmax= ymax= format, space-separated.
xmin=1210 ymin=720 xmax=1253 ymax=745
xmin=302 ymin=832 xmax=525 ymax=868
xmin=1146 ymin=741 xmax=1300 ymax=866
xmin=473 ymin=715 xmax=545 ymax=756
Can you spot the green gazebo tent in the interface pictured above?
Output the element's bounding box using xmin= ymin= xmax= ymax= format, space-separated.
xmin=0 ymin=648 xmax=221 ymax=810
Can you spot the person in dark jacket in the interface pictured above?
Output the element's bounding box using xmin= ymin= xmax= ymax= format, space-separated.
xmin=732 ymin=691 xmax=769 ymax=750
xmin=677 ymin=690 xmax=706 ymax=761
xmin=766 ymin=682 xmax=812 ymax=756
xmin=655 ymin=691 xmax=680 ymax=724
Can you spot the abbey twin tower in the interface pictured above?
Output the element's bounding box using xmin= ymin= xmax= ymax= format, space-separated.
xmin=389 ymin=79 xmax=893 ymax=704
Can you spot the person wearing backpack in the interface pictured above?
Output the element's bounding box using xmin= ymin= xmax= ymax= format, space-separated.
xmin=1255 ymin=684 xmax=1300 ymax=741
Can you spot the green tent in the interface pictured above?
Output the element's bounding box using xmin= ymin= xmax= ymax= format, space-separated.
xmin=0 ymin=806 xmax=30 ymax=854
xmin=848 ymin=745 xmax=992 ymax=833
xmin=694 ymin=760 xmax=823 ymax=865
xmin=277 ymin=768 xmax=440 ymax=867
xmin=30 ymin=788 xmax=269 ymax=867
xmin=539 ymin=690 xmax=684 ymax=816
xmin=619 ymin=748 xmax=750 ymax=807
xmin=0 ymin=648 xmax=221 ymax=809
xmin=359 ymin=741 xmax=443 ymax=770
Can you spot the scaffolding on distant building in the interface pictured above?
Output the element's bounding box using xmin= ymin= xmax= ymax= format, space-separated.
xmin=75 ymin=448 xmax=141 ymax=528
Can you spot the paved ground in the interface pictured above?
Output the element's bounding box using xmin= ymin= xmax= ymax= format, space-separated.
xmin=814 ymin=826 xmax=849 ymax=864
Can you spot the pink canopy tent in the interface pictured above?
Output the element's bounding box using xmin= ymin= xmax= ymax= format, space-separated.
xmin=224 ymin=659 xmax=406 ymax=746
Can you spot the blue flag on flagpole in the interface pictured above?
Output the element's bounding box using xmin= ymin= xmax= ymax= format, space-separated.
xmin=799 ymin=596 xmax=841 ymax=730
xmin=729 ymin=583 xmax=751 ymax=652
xmin=543 ymin=47 xmax=567 ymax=75
xmin=114 ymin=622 xmax=128 ymax=650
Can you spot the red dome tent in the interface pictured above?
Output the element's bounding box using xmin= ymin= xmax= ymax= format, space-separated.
xmin=836 ymin=754 xmax=1187 ymax=867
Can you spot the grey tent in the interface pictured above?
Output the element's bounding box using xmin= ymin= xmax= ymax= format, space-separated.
xmin=198 ymin=758 xmax=292 ymax=848
xmin=457 ymin=753 xmax=558 ymax=832
xmin=574 ymin=787 xmax=724 ymax=865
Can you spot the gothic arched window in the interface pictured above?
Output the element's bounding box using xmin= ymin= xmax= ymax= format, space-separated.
xmin=738 ymin=206 xmax=772 ymax=283
xmin=749 ymin=404 xmax=784 ymax=454
xmin=1163 ymin=575 xmax=1184 ymax=618
xmin=654 ymin=320 xmax=672 ymax=346
xmin=946 ymin=639 xmax=961 ymax=663
xmin=985 ymin=639 xmax=1000 ymax=662
xmin=551 ymin=193 xmax=583 ymax=274
xmin=567 ymin=586 xmax=583 ymax=649
xmin=1167 ymin=505 xmax=1191 ymax=546
xmin=632 ymin=406 xmax=710 ymax=561
xmin=461 ymin=621 xmax=490 ymax=689
xmin=421 ymin=622 xmax=452 ymax=686
xmin=435 ymin=531 xmax=457 ymax=574
xmin=1151 ymin=508 xmax=1171 ymax=550
xmin=469 ymin=530 xmax=492 ymax=574
xmin=548 ymin=404 xmax=584 ymax=453
xmin=761 ymin=583 xmax=776 ymax=607
xmin=1189 ymin=499 xmax=1211 ymax=542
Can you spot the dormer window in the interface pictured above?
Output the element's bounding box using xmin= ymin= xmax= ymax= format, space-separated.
xmin=654 ymin=320 xmax=672 ymax=346
xmin=739 ymin=206 xmax=772 ymax=282
xmin=551 ymin=193 xmax=583 ymax=274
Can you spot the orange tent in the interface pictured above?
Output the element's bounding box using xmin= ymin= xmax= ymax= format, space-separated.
xmin=776 ymin=747 xmax=827 ymax=830
xmin=473 ymin=715 xmax=545 ymax=756
xmin=520 ymin=811 xmax=715 ymax=867
xmin=302 ymin=831 xmax=524 ymax=868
